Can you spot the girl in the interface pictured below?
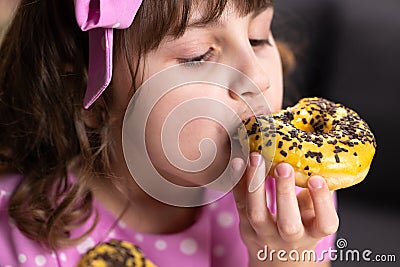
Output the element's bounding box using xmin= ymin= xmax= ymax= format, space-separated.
xmin=0 ymin=0 xmax=338 ymax=266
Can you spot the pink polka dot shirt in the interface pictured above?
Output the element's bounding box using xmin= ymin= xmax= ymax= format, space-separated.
xmin=0 ymin=174 xmax=336 ymax=266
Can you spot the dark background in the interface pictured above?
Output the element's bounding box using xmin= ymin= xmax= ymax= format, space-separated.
xmin=273 ymin=0 xmax=400 ymax=266
xmin=1 ymin=0 xmax=399 ymax=266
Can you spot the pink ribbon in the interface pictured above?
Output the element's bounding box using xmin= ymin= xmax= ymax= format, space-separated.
xmin=74 ymin=0 xmax=143 ymax=108
xmin=74 ymin=0 xmax=142 ymax=31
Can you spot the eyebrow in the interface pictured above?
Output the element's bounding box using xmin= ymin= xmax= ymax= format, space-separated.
xmin=187 ymin=5 xmax=272 ymax=29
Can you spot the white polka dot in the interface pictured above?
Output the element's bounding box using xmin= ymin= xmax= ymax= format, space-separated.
xmin=5 ymin=265 xmax=12 ymax=267
xmin=76 ymin=237 xmax=95 ymax=254
xmin=118 ymin=220 xmax=127 ymax=228
xmin=112 ymin=22 xmax=121 ymax=28
xmin=0 ymin=189 xmax=10 ymax=197
xmin=135 ymin=233 xmax=144 ymax=242
xmin=18 ymin=254 xmax=27 ymax=263
xmin=108 ymin=230 xmax=116 ymax=238
xmin=60 ymin=252 xmax=67 ymax=262
xmin=217 ymin=211 xmax=234 ymax=228
xmin=180 ymin=238 xmax=198 ymax=255
xmin=50 ymin=251 xmax=56 ymax=258
xmin=213 ymin=245 xmax=225 ymax=257
xmin=155 ymin=240 xmax=167 ymax=251
xmin=35 ymin=255 xmax=46 ymax=266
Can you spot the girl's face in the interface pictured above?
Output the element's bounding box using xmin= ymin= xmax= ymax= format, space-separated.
xmin=111 ymin=6 xmax=283 ymax=187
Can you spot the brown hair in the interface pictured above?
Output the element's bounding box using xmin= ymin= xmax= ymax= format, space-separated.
xmin=0 ymin=0 xmax=290 ymax=250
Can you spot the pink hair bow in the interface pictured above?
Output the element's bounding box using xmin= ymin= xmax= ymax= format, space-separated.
xmin=74 ymin=0 xmax=143 ymax=108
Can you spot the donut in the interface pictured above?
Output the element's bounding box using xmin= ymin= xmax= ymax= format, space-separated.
xmin=76 ymin=239 xmax=156 ymax=267
xmin=237 ymin=97 xmax=377 ymax=190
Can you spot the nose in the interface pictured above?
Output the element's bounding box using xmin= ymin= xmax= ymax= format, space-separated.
xmin=227 ymin=45 xmax=271 ymax=101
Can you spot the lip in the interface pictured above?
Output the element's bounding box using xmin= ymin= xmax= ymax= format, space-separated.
xmin=240 ymin=107 xmax=270 ymax=122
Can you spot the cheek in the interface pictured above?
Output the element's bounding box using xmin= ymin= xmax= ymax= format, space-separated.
xmin=265 ymin=46 xmax=284 ymax=112
xmin=266 ymin=81 xmax=283 ymax=112
xmin=146 ymin=115 xmax=231 ymax=186
xmin=144 ymin=88 xmax=232 ymax=186
xmin=178 ymin=119 xmax=229 ymax=161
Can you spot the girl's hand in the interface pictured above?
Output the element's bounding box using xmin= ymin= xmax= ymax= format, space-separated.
xmin=231 ymin=152 xmax=339 ymax=266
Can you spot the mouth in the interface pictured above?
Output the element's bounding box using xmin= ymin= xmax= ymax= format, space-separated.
xmin=231 ymin=108 xmax=270 ymax=141
xmin=240 ymin=107 xmax=270 ymax=123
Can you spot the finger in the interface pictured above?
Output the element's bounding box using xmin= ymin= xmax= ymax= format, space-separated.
xmin=248 ymin=152 xmax=266 ymax=193
xmin=274 ymin=163 xmax=304 ymax=241
xmin=231 ymin=157 xmax=255 ymax=236
xmin=231 ymin=157 xmax=247 ymax=213
xmin=246 ymin=153 xmax=276 ymax=236
xmin=297 ymin=189 xmax=315 ymax=225
xmin=307 ymin=176 xmax=339 ymax=238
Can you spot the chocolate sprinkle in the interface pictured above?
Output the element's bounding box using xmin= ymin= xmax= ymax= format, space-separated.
xmin=266 ymin=139 xmax=273 ymax=147
xmin=278 ymin=141 xmax=283 ymax=148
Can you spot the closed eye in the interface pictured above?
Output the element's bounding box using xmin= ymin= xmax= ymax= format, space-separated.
xmin=177 ymin=48 xmax=215 ymax=67
xmin=249 ymin=39 xmax=272 ymax=47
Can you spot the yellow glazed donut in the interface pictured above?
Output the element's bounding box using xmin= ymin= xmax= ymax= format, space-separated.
xmin=76 ymin=240 xmax=157 ymax=267
xmin=238 ymin=97 xmax=377 ymax=190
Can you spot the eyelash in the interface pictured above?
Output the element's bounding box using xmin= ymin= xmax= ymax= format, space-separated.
xmin=249 ymin=38 xmax=272 ymax=47
xmin=178 ymin=38 xmax=272 ymax=67
xmin=178 ymin=48 xmax=215 ymax=67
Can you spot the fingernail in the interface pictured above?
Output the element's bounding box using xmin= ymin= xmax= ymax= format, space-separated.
xmin=308 ymin=176 xmax=324 ymax=189
xmin=274 ymin=163 xmax=292 ymax=178
xmin=250 ymin=152 xmax=262 ymax=167
xmin=231 ymin=158 xmax=244 ymax=172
